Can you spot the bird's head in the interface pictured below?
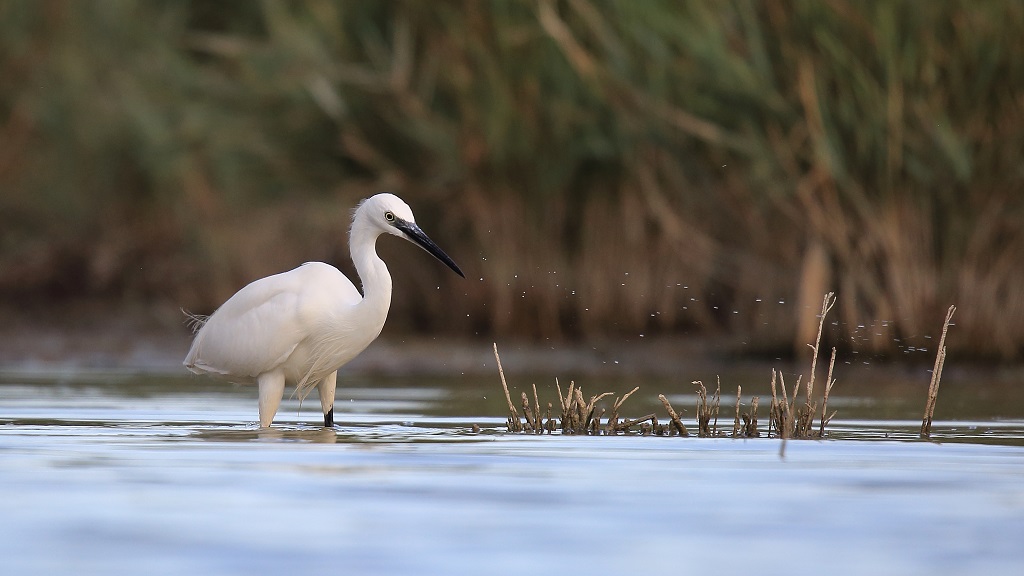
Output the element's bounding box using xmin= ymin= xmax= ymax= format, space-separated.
xmin=353 ymin=193 xmax=465 ymax=278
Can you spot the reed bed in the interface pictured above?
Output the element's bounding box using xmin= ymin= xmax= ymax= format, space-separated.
xmin=0 ymin=2 xmax=1020 ymax=360
xmin=493 ymin=295 xmax=957 ymax=441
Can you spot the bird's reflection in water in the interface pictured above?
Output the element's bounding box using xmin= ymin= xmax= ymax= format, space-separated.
xmin=192 ymin=426 xmax=339 ymax=444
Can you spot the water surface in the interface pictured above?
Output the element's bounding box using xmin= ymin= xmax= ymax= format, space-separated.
xmin=2 ymin=367 xmax=1023 ymax=575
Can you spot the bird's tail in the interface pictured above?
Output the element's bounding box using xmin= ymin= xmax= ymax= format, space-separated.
xmin=181 ymin=309 xmax=209 ymax=334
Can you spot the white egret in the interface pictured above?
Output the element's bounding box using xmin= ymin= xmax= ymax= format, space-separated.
xmin=183 ymin=193 xmax=464 ymax=428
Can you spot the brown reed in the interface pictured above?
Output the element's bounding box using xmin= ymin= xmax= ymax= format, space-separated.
xmin=494 ymin=343 xmax=522 ymax=433
xmin=819 ymin=347 xmax=838 ymax=437
xmin=494 ymin=292 xmax=851 ymax=440
xmin=3 ymin=4 xmax=1020 ymax=364
xmin=921 ymin=305 xmax=956 ymax=438
xmin=658 ymin=394 xmax=690 ymax=437
xmin=742 ymin=397 xmax=760 ymax=438
xmin=695 ymin=379 xmax=721 ymax=437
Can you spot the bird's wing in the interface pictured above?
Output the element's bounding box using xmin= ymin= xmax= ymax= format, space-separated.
xmin=184 ymin=263 xmax=361 ymax=379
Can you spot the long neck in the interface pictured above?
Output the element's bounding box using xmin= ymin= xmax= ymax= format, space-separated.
xmin=350 ymin=221 xmax=393 ymax=324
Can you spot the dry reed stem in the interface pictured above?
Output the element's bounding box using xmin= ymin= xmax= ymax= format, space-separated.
xmin=532 ymin=383 xmax=541 ymax=433
xmin=695 ymin=380 xmax=721 ymax=437
xmin=584 ymin=390 xmax=613 ymax=432
xmin=695 ymin=380 xmax=708 ymax=436
xmin=590 ymin=408 xmax=604 ymax=434
xmin=791 ymin=376 xmax=802 ymax=428
xmin=806 ymin=292 xmax=836 ymax=408
xmin=521 ymin=392 xmax=535 ymax=431
xmin=714 ymin=376 xmax=721 ymax=433
xmin=742 ymin=397 xmax=759 ymax=437
xmin=921 ymin=305 xmax=956 ymax=438
xmin=556 ymin=383 xmax=614 ymax=434
xmin=557 ymin=380 xmax=574 ymax=430
xmin=494 ymin=343 xmax=522 ymax=432
xmin=564 ymin=384 xmax=579 ymax=432
xmin=574 ymin=388 xmax=587 ymax=430
xmin=779 ymin=372 xmax=790 ymax=437
xmin=658 ymin=394 xmax=690 ymax=436
xmin=795 ymin=393 xmax=816 ymax=437
xmin=778 ymin=373 xmax=789 ymax=438
xmin=819 ymin=347 xmax=837 ymax=437
xmin=789 ymin=292 xmax=837 ymax=438
xmin=606 ymin=386 xmax=640 ymax=432
xmin=771 ymin=372 xmax=801 ymax=439
xmin=768 ymin=294 xmax=841 ymax=440
xmin=734 ymin=386 xmax=762 ymax=438
xmin=733 ymin=385 xmax=742 ymax=437
xmin=614 ymin=414 xmax=657 ymax=432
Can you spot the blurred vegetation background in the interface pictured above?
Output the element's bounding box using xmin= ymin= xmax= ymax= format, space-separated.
xmin=1 ymin=0 xmax=1022 ymax=360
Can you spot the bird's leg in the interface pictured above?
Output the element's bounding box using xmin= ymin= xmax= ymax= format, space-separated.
xmin=318 ymin=371 xmax=338 ymax=427
xmin=257 ymin=370 xmax=286 ymax=428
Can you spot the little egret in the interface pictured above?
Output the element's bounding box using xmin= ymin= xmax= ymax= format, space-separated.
xmin=184 ymin=193 xmax=464 ymax=428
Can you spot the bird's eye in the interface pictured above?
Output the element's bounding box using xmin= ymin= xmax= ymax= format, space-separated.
xmin=384 ymin=211 xmax=395 ymax=222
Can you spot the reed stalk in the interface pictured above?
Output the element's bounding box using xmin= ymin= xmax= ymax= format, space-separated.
xmin=819 ymin=348 xmax=838 ymax=437
xmin=494 ymin=343 xmax=522 ymax=433
xmin=921 ymin=306 xmax=956 ymax=438
xmin=733 ymin=385 xmax=742 ymax=437
xmin=695 ymin=380 xmax=721 ymax=437
xmin=742 ymin=397 xmax=759 ymax=438
xmin=658 ymin=394 xmax=689 ymax=437
xmin=1 ymin=4 xmax=1020 ymax=361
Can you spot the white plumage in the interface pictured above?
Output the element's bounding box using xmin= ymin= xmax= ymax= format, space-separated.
xmin=184 ymin=193 xmax=464 ymax=427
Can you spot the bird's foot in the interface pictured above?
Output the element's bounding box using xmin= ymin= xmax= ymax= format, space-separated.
xmin=323 ymin=408 xmax=334 ymax=428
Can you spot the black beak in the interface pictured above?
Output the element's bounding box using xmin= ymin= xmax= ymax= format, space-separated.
xmin=395 ymin=219 xmax=465 ymax=278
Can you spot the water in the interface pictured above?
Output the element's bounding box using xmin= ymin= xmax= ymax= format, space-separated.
xmin=2 ymin=365 xmax=1024 ymax=575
